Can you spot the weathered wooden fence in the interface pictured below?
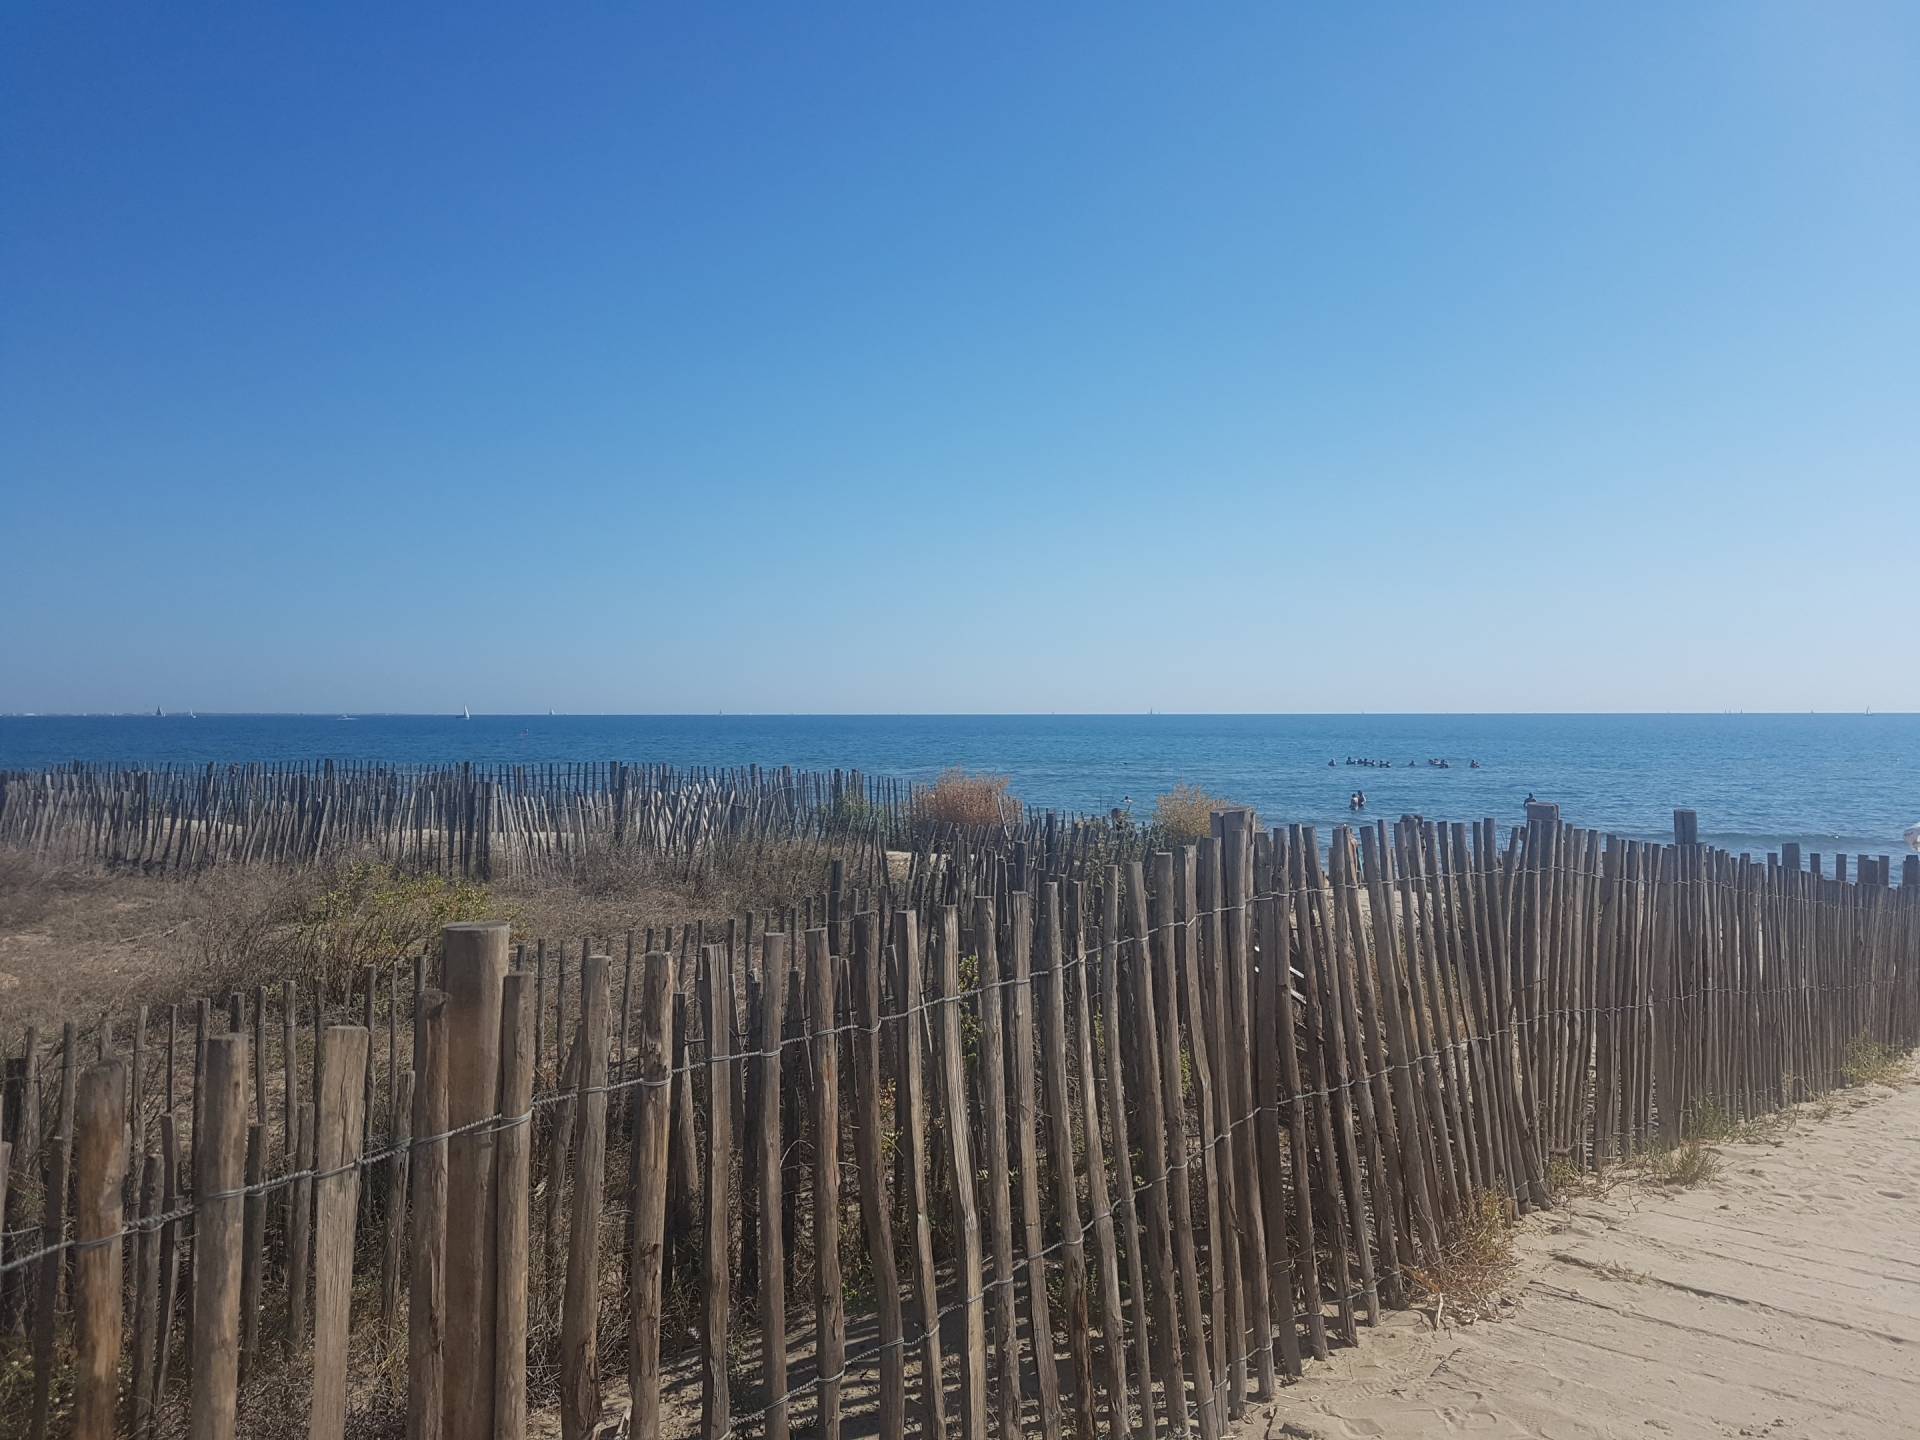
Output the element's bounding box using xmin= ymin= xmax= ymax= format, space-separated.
xmin=0 ymin=761 xmax=936 ymax=881
xmin=3 ymin=809 xmax=1917 ymax=1440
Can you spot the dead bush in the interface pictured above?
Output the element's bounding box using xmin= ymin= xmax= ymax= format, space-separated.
xmin=912 ymin=770 xmax=1021 ymax=831
xmin=1411 ymin=1188 xmax=1515 ymax=1323
xmin=1150 ymin=784 xmax=1231 ymax=846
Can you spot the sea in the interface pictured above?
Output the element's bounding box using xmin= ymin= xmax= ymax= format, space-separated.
xmin=2 ymin=713 xmax=1916 ymax=866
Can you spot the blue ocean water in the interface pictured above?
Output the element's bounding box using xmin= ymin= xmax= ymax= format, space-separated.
xmin=2 ymin=713 xmax=1916 ymax=862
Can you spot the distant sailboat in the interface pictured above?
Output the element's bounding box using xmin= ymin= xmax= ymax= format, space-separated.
xmin=462 ymin=705 xmax=471 ymax=720
xmin=154 ymin=705 xmax=163 ymax=717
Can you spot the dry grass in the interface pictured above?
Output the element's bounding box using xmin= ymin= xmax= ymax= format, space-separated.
xmin=1545 ymin=1154 xmax=1601 ymax=1200
xmin=0 ymin=837 xmax=855 ymax=1049
xmin=0 ymin=850 xmax=198 ymax=1036
xmin=1635 ymin=1140 xmax=1722 ymax=1188
xmin=1731 ymin=1108 xmax=1797 ymax=1146
xmin=911 ymin=770 xmax=1021 ymax=831
xmin=1150 ymin=784 xmax=1232 ymax=846
xmin=1411 ymin=1189 xmax=1516 ymax=1323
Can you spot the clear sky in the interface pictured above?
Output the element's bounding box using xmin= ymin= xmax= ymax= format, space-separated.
xmin=3 ymin=4 xmax=1915 ymax=715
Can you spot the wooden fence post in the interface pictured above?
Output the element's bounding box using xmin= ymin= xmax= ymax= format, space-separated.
xmin=310 ymin=1026 xmax=370 ymax=1440
xmin=700 ymin=943 xmax=735 ymax=1440
xmin=383 ymin=1070 xmax=415 ymax=1340
xmin=894 ymin=908 xmax=949 ymax=1440
xmin=627 ymin=951 xmax=675 ymax=1440
xmin=1101 ymin=871 xmax=1156 ymax=1438
xmin=239 ymin=1123 xmax=267 ymax=1380
xmin=285 ymin=1104 xmax=315 ymax=1356
xmin=444 ymin=922 xmax=508 ymax=1440
xmin=191 ymin=1033 xmax=246 ymax=1440
xmin=72 ymin=1060 xmax=127 ymax=1440
xmin=1039 ymin=883 xmax=1095 ymax=1440
xmin=971 ymin=895 xmax=1021 ymax=1440
xmin=933 ymin=908 xmax=988 ymax=1440
xmin=756 ymin=934 xmax=791 ymax=1440
xmin=851 ymin=913 xmax=907 ymax=1440
xmin=130 ymin=1152 xmax=161 ymax=1437
xmin=494 ymin=974 xmax=534 ymax=1440
xmin=810 ymin=928 xmax=848 ymax=1436
xmin=1009 ymin=892 xmax=1064 ymax=1440
xmin=410 ymin=991 xmax=449 ymax=1440
xmin=561 ymin=956 xmax=611 ymax=1440
xmin=28 ymin=1021 xmax=76 ymax=1440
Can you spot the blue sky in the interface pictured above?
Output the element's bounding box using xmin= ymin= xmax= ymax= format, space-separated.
xmin=3 ymin=4 xmax=1915 ymax=714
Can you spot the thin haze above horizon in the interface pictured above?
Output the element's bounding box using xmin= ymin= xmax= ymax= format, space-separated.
xmin=4 ymin=4 xmax=1916 ymax=715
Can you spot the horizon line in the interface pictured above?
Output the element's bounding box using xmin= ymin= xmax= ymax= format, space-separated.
xmin=2 ymin=710 xmax=1913 ymax=720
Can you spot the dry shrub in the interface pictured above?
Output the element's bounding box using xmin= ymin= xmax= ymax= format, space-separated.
xmin=1545 ymin=1154 xmax=1599 ymax=1200
xmin=509 ymin=836 xmax=842 ymax=942
xmin=912 ymin=770 xmax=1021 ymax=830
xmin=1842 ymin=1036 xmax=1910 ymax=1088
xmin=1151 ymin=784 xmax=1230 ymax=845
xmin=1411 ymin=1188 xmax=1515 ymax=1322
xmin=189 ymin=861 xmax=496 ymax=1000
xmin=186 ymin=865 xmax=313 ymax=992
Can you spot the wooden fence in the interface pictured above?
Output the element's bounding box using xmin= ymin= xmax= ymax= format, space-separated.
xmin=3 ymin=807 xmax=1917 ymax=1440
xmin=0 ymin=761 xmax=944 ymax=881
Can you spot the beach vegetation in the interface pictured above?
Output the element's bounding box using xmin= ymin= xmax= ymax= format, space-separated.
xmin=1841 ymin=1035 xmax=1910 ymax=1088
xmin=912 ymin=769 xmax=1022 ymax=830
xmin=1410 ymin=1188 xmax=1516 ymax=1324
xmin=1150 ymin=784 xmax=1232 ymax=846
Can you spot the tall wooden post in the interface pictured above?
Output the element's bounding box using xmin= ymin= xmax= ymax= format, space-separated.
xmin=410 ymin=991 xmax=449 ymax=1440
xmin=443 ymin=922 xmax=508 ymax=1440
xmin=72 ymin=1061 xmax=127 ymax=1440
xmin=191 ymin=1035 xmax=246 ymax=1440
xmin=627 ymin=952 xmax=675 ymax=1440
xmin=310 ymin=1026 xmax=370 ymax=1440
xmin=494 ymin=974 xmax=535 ymax=1440
xmin=561 ymin=956 xmax=611 ymax=1440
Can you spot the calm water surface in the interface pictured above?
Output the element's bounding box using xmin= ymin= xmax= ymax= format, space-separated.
xmin=3 ymin=713 xmax=1916 ymax=862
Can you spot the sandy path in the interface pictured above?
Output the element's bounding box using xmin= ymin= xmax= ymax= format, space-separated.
xmin=1263 ymin=1079 xmax=1920 ymax=1440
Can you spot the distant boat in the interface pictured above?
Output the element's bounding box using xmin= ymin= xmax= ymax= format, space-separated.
xmin=549 ymin=709 xmax=555 ymax=717
xmin=462 ymin=706 xmax=471 ymax=720
xmin=154 ymin=705 xmax=163 ymax=717
xmin=338 ymin=715 xmax=356 ymax=721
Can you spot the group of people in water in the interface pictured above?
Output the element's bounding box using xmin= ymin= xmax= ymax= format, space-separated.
xmin=1337 ymin=753 xmax=1487 ymax=811
xmin=1331 ymin=755 xmax=1484 ymax=770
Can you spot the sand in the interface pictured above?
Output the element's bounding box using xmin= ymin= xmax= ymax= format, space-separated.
xmin=1264 ymin=1078 xmax=1920 ymax=1440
